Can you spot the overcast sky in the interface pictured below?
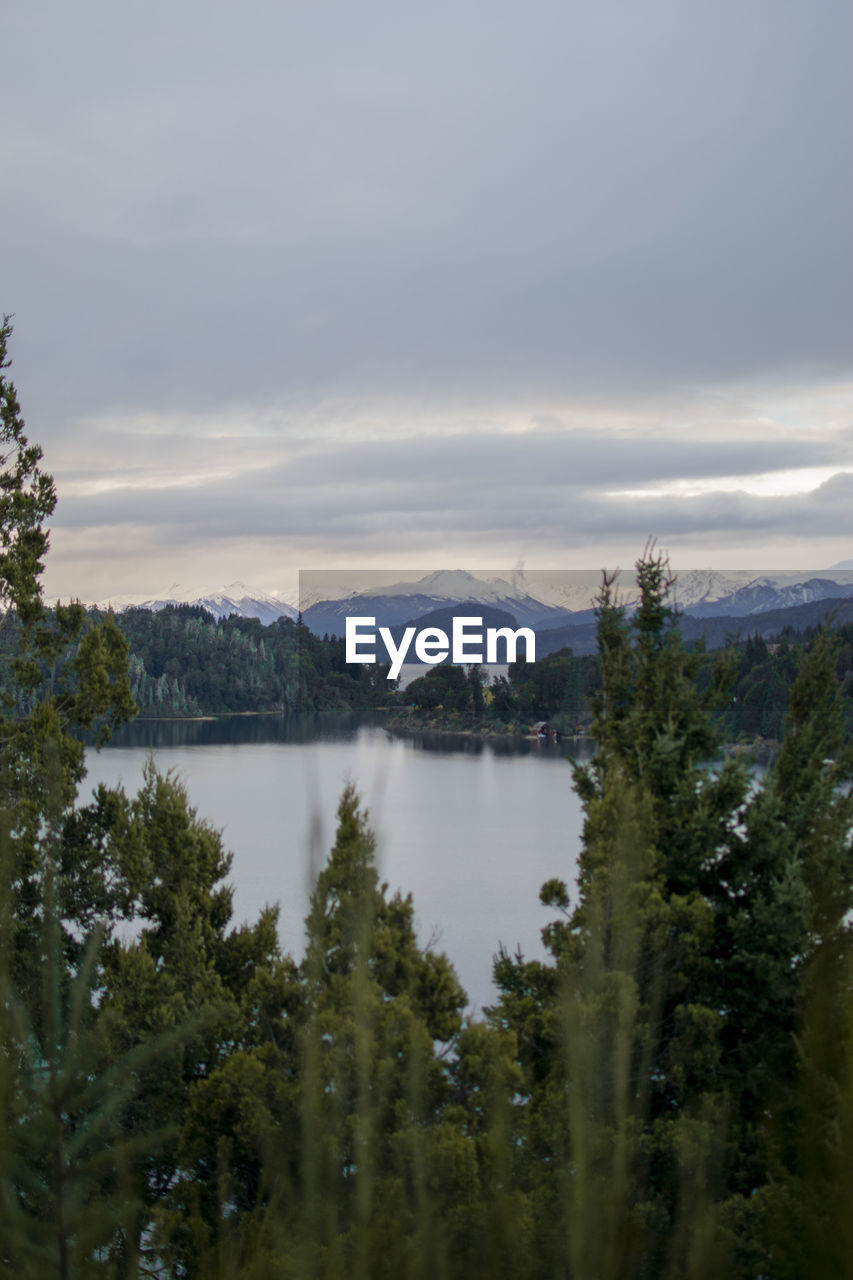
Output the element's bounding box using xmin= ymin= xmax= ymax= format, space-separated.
xmin=4 ymin=0 xmax=852 ymax=599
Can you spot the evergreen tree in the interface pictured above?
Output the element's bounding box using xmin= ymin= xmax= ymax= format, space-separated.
xmin=0 ymin=317 xmax=149 ymax=1274
xmin=0 ymin=317 xmax=136 ymax=1005
xmin=166 ymin=786 xmax=479 ymax=1279
xmin=0 ymin=908 xmax=188 ymax=1279
xmin=84 ymin=764 xmax=296 ymax=1273
xmin=493 ymin=549 xmax=845 ymax=1277
xmin=745 ymin=627 xmax=853 ymax=1279
xmin=294 ymin=785 xmax=470 ymax=1277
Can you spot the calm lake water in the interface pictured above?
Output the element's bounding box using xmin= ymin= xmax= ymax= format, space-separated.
xmin=84 ymin=716 xmax=594 ymax=1014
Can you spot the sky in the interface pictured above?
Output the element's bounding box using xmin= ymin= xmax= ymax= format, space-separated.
xmin=4 ymin=0 xmax=853 ymax=601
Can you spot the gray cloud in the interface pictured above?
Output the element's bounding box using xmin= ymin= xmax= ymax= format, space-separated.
xmin=7 ymin=1 xmax=853 ymax=592
xmin=277 ymin=431 xmax=850 ymax=489
xmin=50 ymin=419 xmax=853 ymax=505
xmin=51 ymin=439 xmax=853 ymax=551
xmin=6 ymin=0 xmax=853 ymax=426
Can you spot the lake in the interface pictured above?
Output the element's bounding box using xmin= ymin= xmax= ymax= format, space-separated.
xmin=84 ymin=716 xmax=594 ymax=1014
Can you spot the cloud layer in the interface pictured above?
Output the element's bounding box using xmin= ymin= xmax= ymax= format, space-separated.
xmin=5 ymin=1 xmax=853 ymax=593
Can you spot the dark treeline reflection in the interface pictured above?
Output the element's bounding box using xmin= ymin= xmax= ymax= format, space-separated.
xmin=388 ymin=726 xmax=596 ymax=760
xmin=97 ymin=712 xmax=599 ymax=761
xmin=99 ymin=711 xmax=370 ymax=751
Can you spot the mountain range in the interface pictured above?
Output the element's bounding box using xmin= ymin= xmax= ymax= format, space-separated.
xmin=80 ymin=568 xmax=853 ymax=644
xmin=91 ymin=582 xmax=298 ymax=626
xmin=298 ymin=568 xmax=853 ymax=639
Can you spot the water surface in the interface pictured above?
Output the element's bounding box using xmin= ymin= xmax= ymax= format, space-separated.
xmin=84 ymin=716 xmax=592 ymax=1013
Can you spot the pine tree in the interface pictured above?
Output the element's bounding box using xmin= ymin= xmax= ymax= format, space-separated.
xmin=0 ymin=316 xmax=136 ymax=1005
xmin=0 ymin=907 xmax=188 ymax=1279
xmin=294 ymin=785 xmax=470 ymax=1278
xmin=0 ymin=317 xmax=146 ymax=1274
xmin=743 ymin=627 xmax=853 ymax=1280
xmin=169 ymin=786 xmax=476 ymax=1279
xmin=84 ymin=764 xmax=296 ymax=1273
xmin=494 ymin=548 xmax=838 ymax=1277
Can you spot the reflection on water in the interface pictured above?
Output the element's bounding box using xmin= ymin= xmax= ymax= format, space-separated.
xmin=103 ymin=712 xmax=368 ymax=750
xmin=104 ymin=712 xmax=597 ymax=763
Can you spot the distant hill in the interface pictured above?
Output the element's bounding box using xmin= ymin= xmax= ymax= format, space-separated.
xmin=301 ymin=576 xmax=565 ymax=637
xmin=534 ymin=594 xmax=853 ymax=657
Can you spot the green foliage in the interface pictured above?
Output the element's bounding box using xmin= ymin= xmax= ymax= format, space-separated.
xmin=0 ymin=319 xmax=56 ymax=631
xmin=112 ymin=607 xmax=394 ymax=717
xmin=157 ymin=786 xmax=481 ymax=1279
xmin=90 ymin=764 xmax=295 ymax=1270
xmin=405 ymin=663 xmax=478 ymax=718
xmin=493 ymin=548 xmax=853 ymax=1277
xmin=0 ymin=319 xmax=137 ymax=1012
xmin=0 ymin=601 xmax=397 ymax=721
xmin=401 ymin=598 xmax=853 ymax=746
xmin=7 ymin=316 xmax=853 ymax=1276
xmin=0 ymin=908 xmax=190 ymax=1279
xmin=506 ymin=647 xmax=600 ymax=729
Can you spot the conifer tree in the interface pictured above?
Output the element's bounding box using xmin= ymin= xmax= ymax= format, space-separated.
xmin=295 ymin=785 xmax=469 ymax=1277
xmin=167 ymin=785 xmax=480 ymax=1279
xmin=493 ymin=548 xmax=846 ymax=1277
xmin=0 ymin=317 xmax=161 ymax=1275
xmin=81 ymin=764 xmax=297 ymax=1273
xmin=0 ymin=316 xmax=136 ymax=1003
xmin=741 ymin=627 xmax=853 ymax=1280
xmin=0 ymin=906 xmax=190 ymax=1279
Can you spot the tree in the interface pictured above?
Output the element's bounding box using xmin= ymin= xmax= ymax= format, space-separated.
xmin=406 ymin=664 xmax=471 ymax=716
xmin=745 ymin=626 xmax=853 ymax=1280
xmin=492 ymin=548 xmax=849 ymax=1277
xmin=0 ymin=317 xmax=136 ymax=1005
xmin=0 ymin=910 xmax=187 ymax=1279
xmin=295 ymin=785 xmax=471 ymax=1276
xmin=0 ymin=316 xmax=164 ymax=1275
xmin=164 ymin=785 xmax=478 ymax=1279
xmin=83 ymin=764 xmax=297 ymax=1273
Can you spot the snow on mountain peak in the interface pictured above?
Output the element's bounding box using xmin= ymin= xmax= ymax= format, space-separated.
xmin=357 ymin=570 xmax=514 ymax=604
xmin=90 ymin=583 xmax=297 ymax=623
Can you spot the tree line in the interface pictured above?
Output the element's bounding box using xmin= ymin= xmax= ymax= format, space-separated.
xmin=3 ymin=317 xmax=853 ymax=1277
xmin=0 ymin=603 xmax=395 ymax=720
xmin=404 ymin=624 xmax=853 ymax=744
xmin=3 ymin=569 xmax=848 ymax=738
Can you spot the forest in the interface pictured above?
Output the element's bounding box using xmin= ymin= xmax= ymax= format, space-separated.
xmin=4 ymin=592 xmax=849 ymax=749
xmin=0 ymin=604 xmax=395 ymax=721
xmin=4 ymin=316 xmax=853 ymax=1278
xmin=395 ymin=624 xmax=853 ymax=745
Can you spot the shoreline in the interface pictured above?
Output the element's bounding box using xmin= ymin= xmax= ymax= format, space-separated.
xmin=385 ymin=712 xmax=782 ymax=757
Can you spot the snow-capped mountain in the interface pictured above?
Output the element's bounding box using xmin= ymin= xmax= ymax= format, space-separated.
xmin=516 ymin=567 xmax=853 ymax=618
xmin=300 ymin=566 xmax=853 ymax=638
xmin=670 ymin=569 xmax=761 ymax=609
xmin=79 ymin=565 xmax=853 ymax=633
xmin=298 ymin=569 xmax=553 ymax=610
xmin=93 ymin=582 xmax=298 ymax=625
xmin=486 ymin=567 xmax=764 ymax=613
xmin=370 ymin=569 xmax=518 ymax=603
xmin=300 ymin=570 xmax=571 ymax=637
xmin=682 ymin=576 xmax=853 ymax=618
